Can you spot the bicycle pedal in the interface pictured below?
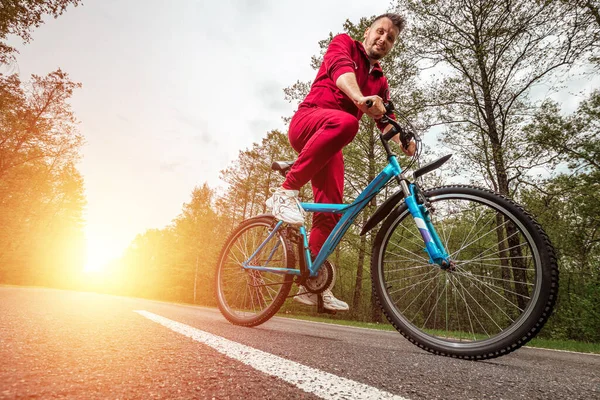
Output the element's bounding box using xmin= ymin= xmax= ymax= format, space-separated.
xmin=316 ymin=294 xmax=337 ymax=314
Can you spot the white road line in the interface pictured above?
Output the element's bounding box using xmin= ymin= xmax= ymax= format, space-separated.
xmin=134 ymin=310 xmax=410 ymax=400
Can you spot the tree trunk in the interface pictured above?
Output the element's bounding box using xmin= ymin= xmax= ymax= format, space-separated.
xmin=353 ymin=228 xmax=367 ymax=315
xmin=193 ymin=254 xmax=199 ymax=304
xmin=495 ymin=213 xmax=517 ymax=315
xmin=370 ymin=228 xmax=382 ymax=323
xmin=474 ymin=22 xmax=528 ymax=312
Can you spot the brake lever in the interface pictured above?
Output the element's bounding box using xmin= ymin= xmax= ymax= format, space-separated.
xmin=367 ymin=101 xmax=411 ymax=146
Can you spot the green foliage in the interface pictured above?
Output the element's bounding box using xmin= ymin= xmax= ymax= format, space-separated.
xmin=522 ymin=175 xmax=600 ymax=342
xmin=520 ymin=91 xmax=600 ymax=342
xmin=217 ymin=130 xmax=307 ymax=227
xmin=558 ymin=0 xmax=600 ymax=67
xmin=525 ymin=90 xmax=600 ymax=174
xmin=112 ymin=131 xmax=304 ymax=305
xmin=116 ymin=184 xmax=223 ymax=304
xmin=399 ymin=0 xmax=596 ymax=195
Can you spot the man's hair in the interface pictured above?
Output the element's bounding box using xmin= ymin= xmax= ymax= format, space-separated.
xmin=372 ymin=13 xmax=406 ymax=34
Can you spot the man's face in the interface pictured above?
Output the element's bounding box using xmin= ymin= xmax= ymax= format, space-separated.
xmin=363 ymin=18 xmax=399 ymax=61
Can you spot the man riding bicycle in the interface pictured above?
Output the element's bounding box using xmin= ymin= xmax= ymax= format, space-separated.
xmin=267 ymin=13 xmax=416 ymax=311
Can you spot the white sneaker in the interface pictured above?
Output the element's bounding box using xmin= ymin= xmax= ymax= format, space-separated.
xmin=266 ymin=188 xmax=306 ymax=226
xmin=294 ymin=286 xmax=349 ymax=311
xmin=294 ymin=285 xmax=317 ymax=306
xmin=322 ymin=289 xmax=349 ymax=311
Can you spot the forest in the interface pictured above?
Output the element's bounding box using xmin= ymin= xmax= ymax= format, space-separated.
xmin=1 ymin=0 xmax=598 ymax=343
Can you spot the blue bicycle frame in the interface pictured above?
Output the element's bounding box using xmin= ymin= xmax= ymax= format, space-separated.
xmin=242 ymin=151 xmax=452 ymax=277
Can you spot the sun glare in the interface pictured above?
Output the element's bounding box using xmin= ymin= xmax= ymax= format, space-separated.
xmin=84 ymin=228 xmax=125 ymax=274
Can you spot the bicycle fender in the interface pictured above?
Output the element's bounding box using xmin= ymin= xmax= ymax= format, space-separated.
xmin=360 ymin=190 xmax=406 ymax=235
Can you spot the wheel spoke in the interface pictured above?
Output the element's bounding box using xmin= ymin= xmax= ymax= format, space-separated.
xmin=216 ymin=219 xmax=293 ymax=325
xmin=387 ymin=241 xmax=430 ymax=263
xmin=452 ymin=205 xmax=497 ymax=260
xmin=450 ymin=216 xmax=510 ymax=260
xmin=453 ymin=267 xmax=518 ymax=322
xmin=375 ymin=188 xmax=555 ymax=359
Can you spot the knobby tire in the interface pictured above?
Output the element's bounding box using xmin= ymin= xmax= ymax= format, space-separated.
xmin=371 ymin=185 xmax=558 ymax=360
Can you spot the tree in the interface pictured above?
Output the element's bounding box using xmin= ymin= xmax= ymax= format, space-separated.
xmin=0 ymin=69 xmax=85 ymax=286
xmin=395 ymin=0 xmax=600 ymax=313
xmin=171 ymin=183 xmax=222 ymax=304
xmin=560 ymin=0 xmax=600 ymax=66
xmin=0 ymin=69 xmax=82 ymax=180
xmin=118 ymin=228 xmax=173 ymax=299
xmin=400 ymin=0 xmax=595 ymax=195
xmin=0 ymin=0 xmax=82 ymax=64
xmin=217 ymin=129 xmax=304 ymax=227
xmin=111 ymin=183 xmax=228 ymax=304
xmin=521 ymin=90 xmax=600 ymax=341
xmin=0 ymin=0 xmax=85 ymax=288
xmin=525 ymin=90 xmax=600 ymax=175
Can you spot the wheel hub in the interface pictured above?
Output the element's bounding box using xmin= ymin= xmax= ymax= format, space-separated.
xmin=304 ymin=260 xmax=335 ymax=294
xmin=440 ymin=260 xmax=456 ymax=272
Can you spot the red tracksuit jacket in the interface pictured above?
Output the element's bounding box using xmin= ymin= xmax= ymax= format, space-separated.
xmin=299 ymin=33 xmax=393 ymax=130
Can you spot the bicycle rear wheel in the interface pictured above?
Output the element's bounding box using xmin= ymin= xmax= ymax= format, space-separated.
xmin=371 ymin=185 xmax=558 ymax=360
xmin=216 ymin=215 xmax=295 ymax=327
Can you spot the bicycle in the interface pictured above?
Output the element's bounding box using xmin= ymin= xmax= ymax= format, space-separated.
xmin=215 ymin=103 xmax=558 ymax=360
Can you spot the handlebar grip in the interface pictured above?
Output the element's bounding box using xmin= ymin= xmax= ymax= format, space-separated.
xmin=400 ymin=129 xmax=414 ymax=149
xmin=382 ymin=127 xmax=398 ymax=141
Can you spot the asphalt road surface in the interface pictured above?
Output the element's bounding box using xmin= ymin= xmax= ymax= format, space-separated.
xmin=1 ymin=287 xmax=599 ymax=399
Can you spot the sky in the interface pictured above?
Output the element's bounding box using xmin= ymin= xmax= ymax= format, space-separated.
xmin=6 ymin=0 xmax=599 ymax=271
xmin=5 ymin=0 xmax=398 ymax=270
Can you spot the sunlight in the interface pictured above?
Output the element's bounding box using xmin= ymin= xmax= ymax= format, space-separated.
xmin=83 ymin=228 xmax=125 ymax=274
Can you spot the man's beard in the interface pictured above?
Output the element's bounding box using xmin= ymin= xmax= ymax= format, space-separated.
xmin=367 ymin=46 xmax=385 ymax=60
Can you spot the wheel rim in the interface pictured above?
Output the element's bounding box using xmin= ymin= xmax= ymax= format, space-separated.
xmin=379 ymin=192 xmax=543 ymax=350
xmin=217 ymin=220 xmax=291 ymax=322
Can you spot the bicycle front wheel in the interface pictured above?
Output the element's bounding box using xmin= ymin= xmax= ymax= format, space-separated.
xmin=215 ymin=215 xmax=295 ymax=327
xmin=371 ymin=185 xmax=558 ymax=360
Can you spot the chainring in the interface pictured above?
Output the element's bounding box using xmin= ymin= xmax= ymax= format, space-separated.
xmin=304 ymin=260 xmax=335 ymax=294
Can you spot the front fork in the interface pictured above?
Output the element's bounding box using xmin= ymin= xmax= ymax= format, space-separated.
xmin=403 ymin=182 xmax=454 ymax=270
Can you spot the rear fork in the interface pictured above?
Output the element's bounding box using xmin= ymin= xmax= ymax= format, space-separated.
xmin=285 ymin=225 xmax=337 ymax=315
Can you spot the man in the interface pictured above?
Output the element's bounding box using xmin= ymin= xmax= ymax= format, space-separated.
xmin=267 ymin=13 xmax=416 ymax=311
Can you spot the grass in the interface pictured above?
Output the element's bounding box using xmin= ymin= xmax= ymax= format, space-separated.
xmin=526 ymin=337 xmax=600 ymax=354
xmin=276 ymin=312 xmax=600 ymax=355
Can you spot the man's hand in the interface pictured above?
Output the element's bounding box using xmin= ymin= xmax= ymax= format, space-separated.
xmin=355 ymin=95 xmax=386 ymax=119
xmin=336 ymin=73 xmax=386 ymax=119
xmin=383 ymin=124 xmax=417 ymax=156
xmin=401 ymin=140 xmax=417 ymax=157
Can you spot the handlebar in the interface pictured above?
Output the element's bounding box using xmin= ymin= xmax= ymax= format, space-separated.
xmin=364 ymin=99 xmax=414 ymax=149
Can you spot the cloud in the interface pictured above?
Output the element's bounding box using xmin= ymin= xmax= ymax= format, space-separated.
xmin=236 ymin=0 xmax=270 ymax=17
xmin=173 ymin=108 xmax=208 ymax=133
xmin=256 ymin=80 xmax=289 ymax=112
xmin=249 ymin=119 xmax=279 ymax=141
xmin=116 ymin=114 xmax=130 ymax=123
xmin=159 ymin=162 xmax=183 ymax=173
xmin=192 ymin=132 xmax=217 ymax=146
xmin=169 ymin=107 xmax=221 ymax=146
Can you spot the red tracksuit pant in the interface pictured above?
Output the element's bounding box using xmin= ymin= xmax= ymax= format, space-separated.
xmin=282 ymin=106 xmax=359 ymax=256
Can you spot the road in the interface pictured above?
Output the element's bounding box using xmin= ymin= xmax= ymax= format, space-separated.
xmin=1 ymin=287 xmax=598 ymax=399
